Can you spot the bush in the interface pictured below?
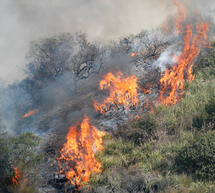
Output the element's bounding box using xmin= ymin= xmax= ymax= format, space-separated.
xmin=0 ymin=133 xmax=13 ymax=192
xmin=88 ymin=169 xmax=171 ymax=193
xmin=0 ymin=132 xmax=41 ymax=193
xmin=117 ymin=114 xmax=158 ymax=145
xmin=191 ymin=98 xmax=215 ymax=131
xmin=175 ymin=130 xmax=215 ymax=181
xmin=204 ymin=99 xmax=215 ymax=130
xmin=194 ymin=42 xmax=215 ymax=78
xmin=156 ymin=76 xmax=215 ymax=134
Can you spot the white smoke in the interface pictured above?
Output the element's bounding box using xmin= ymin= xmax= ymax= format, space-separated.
xmin=0 ymin=0 xmax=173 ymax=84
xmin=0 ymin=0 xmax=214 ymax=84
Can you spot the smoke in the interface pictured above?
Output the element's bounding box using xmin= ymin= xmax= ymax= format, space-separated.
xmin=1 ymin=0 xmax=215 ymax=84
xmin=0 ymin=0 xmax=173 ymax=84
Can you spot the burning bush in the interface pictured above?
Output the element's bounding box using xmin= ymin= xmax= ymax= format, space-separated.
xmin=57 ymin=115 xmax=105 ymax=188
xmin=94 ymin=71 xmax=139 ymax=113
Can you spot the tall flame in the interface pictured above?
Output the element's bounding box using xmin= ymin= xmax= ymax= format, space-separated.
xmin=12 ymin=167 xmax=20 ymax=186
xmin=57 ymin=115 xmax=105 ymax=187
xmin=94 ymin=71 xmax=139 ymax=113
xmin=159 ymin=1 xmax=209 ymax=105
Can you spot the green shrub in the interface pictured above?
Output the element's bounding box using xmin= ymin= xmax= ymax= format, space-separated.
xmin=194 ymin=42 xmax=215 ymax=79
xmin=204 ymin=99 xmax=215 ymax=129
xmin=117 ymin=114 xmax=158 ymax=145
xmin=0 ymin=133 xmax=13 ymax=192
xmin=175 ymin=130 xmax=215 ymax=181
xmin=191 ymin=99 xmax=215 ymax=131
xmin=157 ymin=76 xmax=215 ymax=133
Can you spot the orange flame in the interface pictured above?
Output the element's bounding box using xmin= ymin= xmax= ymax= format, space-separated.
xmin=57 ymin=115 xmax=105 ymax=187
xmin=131 ymin=50 xmax=147 ymax=57
xmin=94 ymin=71 xmax=139 ymax=113
xmin=12 ymin=167 xmax=20 ymax=186
xmin=131 ymin=52 xmax=136 ymax=57
xmin=159 ymin=2 xmax=209 ymax=105
xmin=22 ymin=109 xmax=37 ymax=119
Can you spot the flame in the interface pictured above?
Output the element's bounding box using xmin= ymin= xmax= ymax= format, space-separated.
xmin=159 ymin=1 xmax=209 ymax=105
xmin=22 ymin=109 xmax=37 ymax=119
xmin=143 ymin=89 xmax=151 ymax=95
xmin=57 ymin=115 xmax=105 ymax=187
xmin=131 ymin=50 xmax=147 ymax=57
xmin=94 ymin=71 xmax=139 ymax=113
xmin=131 ymin=52 xmax=136 ymax=57
xmin=12 ymin=167 xmax=20 ymax=186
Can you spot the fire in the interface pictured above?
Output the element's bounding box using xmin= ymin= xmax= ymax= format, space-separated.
xmin=159 ymin=1 xmax=209 ymax=105
xmin=12 ymin=167 xmax=20 ymax=186
xmin=131 ymin=52 xmax=136 ymax=57
xmin=22 ymin=109 xmax=37 ymax=119
xmin=94 ymin=71 xmax=139 ymax=113
xmin=131 ymin=50 xmax=147 ymax=57
xmin=57 ymin=115 xmax=105 ymax=187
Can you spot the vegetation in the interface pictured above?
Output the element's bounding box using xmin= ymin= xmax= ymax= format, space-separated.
xmin=1 ymin=36 xmax=215 ymax=192
xmin=87 ymin=45 xmax=215 ymax=192
xmin=175 ymin=131 xmax=215 ymax=181
xmin=0 ymin=132 xmax=41 ymax=193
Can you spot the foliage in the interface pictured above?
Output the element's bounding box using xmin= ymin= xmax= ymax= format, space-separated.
xmin=0 ymin=132 xmax=41 ymax=193
xmin=116 ymin=114 xmax=159 ymax=145
xmin=27 ymin=33 xmax=98 ymax=82
xmin=156 ymin=75 xmax=215 ymax=134
xmin=90 ymin=43 xmax=215 ymax=191
xmin=175 ymin=131 xmax=215 ymax=181
xmin=194 ymin=42 xmax=215 ymax=78
xmin=0 ymin=133 xmax=13 ymax=192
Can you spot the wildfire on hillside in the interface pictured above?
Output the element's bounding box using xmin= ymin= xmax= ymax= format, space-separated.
xmin=57 ymin=116 xmax=105 ymax=189
xmin=158 ymin=0 xmax=209 ymax=105
xmin=54 ymin=0 xmax=211 ymax=191
xmin=94 ymin=71 xmax=139 ymax=114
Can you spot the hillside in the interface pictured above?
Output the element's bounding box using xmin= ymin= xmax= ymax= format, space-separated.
xmin=0 ymin=1 xmax=215 ymax=193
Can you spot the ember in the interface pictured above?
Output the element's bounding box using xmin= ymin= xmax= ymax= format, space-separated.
xmin=94 ymin=71 xmax=139 ymax=113
xmin=57 ymin=116 xmax=105 ymax=187
xmin=22 ymin=109 xmax=37 ymax=119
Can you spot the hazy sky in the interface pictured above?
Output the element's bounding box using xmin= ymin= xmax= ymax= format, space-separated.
xmin=0 ymin=0 xmax=214 ymax=84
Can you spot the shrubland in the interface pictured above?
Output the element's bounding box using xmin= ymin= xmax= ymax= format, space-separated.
xmin=0 ymin=37 xmax=215 ymax=193
xmin=86 ymin=44 xmax=215 ymax=193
